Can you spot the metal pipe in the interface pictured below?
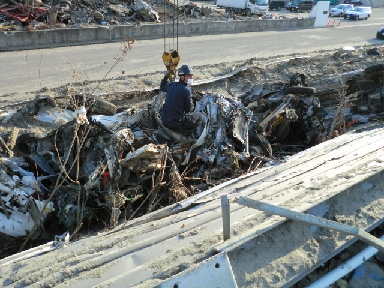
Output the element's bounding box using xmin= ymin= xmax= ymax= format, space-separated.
xmin=307 ymin=234 xmax=384 ymax=288
xmin=163 ymin=0 xmax=166 ymax=52
xmin=238 ymin=197 xmax=384 ymax=253
xmin=221 ymin=195 xmax=231 ymax=241
xmin=173 ymin=0 xmax=175 ymax=48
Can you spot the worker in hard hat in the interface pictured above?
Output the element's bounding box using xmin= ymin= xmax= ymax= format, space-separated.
xmin=160 ymin=65 xmax=204 ymax=135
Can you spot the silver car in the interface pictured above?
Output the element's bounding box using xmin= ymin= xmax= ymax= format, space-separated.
xmin=329 ymin=4 xmax=353 ymax=17
xmin=343 ymin=7 xmax=370 ymax=20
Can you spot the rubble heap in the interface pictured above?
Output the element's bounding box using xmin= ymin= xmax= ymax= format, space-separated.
xmin=0 ymin=0 xmax=291 ymax=31
xmin=1 ymin=45 xmax=384 ymax=259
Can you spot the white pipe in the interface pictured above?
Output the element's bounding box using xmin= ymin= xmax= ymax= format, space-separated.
xmin=307 ymin=234 xmax=384 ymax=288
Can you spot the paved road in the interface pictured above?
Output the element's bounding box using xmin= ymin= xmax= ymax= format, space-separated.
xmin=1 ymin=8 xmax=384 ymax=97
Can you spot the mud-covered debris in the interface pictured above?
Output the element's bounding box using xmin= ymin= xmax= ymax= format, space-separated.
xmin=0 ymin=62 xmax=383 ymax=245
xmin=0 ymin=157 xmax=54 ymax=238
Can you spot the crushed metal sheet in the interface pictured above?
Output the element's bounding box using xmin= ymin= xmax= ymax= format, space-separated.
xmin=0 ymin=62 xmax=383 ymax=243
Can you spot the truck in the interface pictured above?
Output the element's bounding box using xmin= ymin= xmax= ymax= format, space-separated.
xmin=216 ymin=0 xmax=269 ymax=16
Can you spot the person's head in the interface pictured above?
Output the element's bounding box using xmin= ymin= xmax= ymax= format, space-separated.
xmin=178 ymin=65 xmax=194 ymax=85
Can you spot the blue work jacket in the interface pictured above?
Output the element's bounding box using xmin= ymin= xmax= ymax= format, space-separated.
xmin=161 ymin=81 xmax=194 ymax=129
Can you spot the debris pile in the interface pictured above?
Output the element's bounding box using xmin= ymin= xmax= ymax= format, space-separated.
xmin=1 ymin=46 xmax=384 ymax=260
xmin=0 ymin=0 xmax=293 ymax=31
xmin=2 ymin=75 xmax=322 ymax=241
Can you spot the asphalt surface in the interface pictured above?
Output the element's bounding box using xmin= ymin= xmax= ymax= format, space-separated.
xmin=1 ymin=8 xmax=384 ymax=98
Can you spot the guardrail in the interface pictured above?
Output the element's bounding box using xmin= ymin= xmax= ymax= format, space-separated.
xmin=221 ymin=195 xmax=384 ymax=252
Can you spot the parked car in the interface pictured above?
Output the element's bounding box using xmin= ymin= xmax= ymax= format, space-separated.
xmin=329 ymin=4 xmax=353 ymax=16
xmin=376 ymin=27 xmax=384 ymax=40
xmin=360 ymin=6 xmax=372 ymax=17
xmin=343 ymin=0 xmax=363 ymax=5
xmin=343 ymin=7 xmax=370 ymax=19
xmin=289 ymin=0 xmax=313 ymax=12
xmin=285 ymin=1 xmax=293 ymax=9
xmin=269 ymin=1 xmax=285 ymax=11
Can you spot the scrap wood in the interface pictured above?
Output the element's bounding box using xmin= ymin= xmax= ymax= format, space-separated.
xmin=147 ymin=146 xmax=168 ymax=213
xmin=7 ymin=127 xmax=19 ymax=150
xmin=168 ymin=160 xmax=191 ymax=202
xmin=0 ymin=135 xmax=13 ymax=157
